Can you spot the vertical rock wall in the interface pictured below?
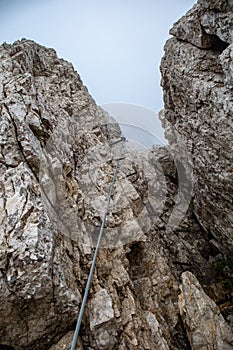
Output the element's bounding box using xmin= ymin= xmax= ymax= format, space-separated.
xmin=160 ymin=0 xmax=233 ymax=256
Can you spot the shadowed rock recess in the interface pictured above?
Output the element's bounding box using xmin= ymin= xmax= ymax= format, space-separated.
xmin=0 ymin=3 xmax=233 ymax=350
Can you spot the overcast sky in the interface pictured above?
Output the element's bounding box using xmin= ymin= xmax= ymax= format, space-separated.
xmin=0 ymin=0 xmax=196 ymax=144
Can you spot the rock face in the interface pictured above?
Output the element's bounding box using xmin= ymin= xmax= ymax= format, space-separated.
xmin=179 ymin=271 xmax=233 ymax=350
xmin=160 ymin=0 xmax=233 ymax=257
xmin=0 ymin=16 xmax=233 ymax=350
xmin=0 ymin=39 xmax=185 ymax=350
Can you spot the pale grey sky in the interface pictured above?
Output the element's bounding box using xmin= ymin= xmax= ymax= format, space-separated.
xmin=0 ymin=0 xmax=196 ymax=144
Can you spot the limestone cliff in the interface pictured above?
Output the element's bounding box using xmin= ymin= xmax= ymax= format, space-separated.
xmin=160 ymin=0 xmax=233 ymax=256
xmin=159 ymin=0 xmax=233 ymax=346
xmin=0 ymin=4 xmax=233 ymax=348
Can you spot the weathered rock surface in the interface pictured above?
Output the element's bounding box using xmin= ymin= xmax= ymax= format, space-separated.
xmin=160 ymin=0 xmax=233 ymax=346
xmin=0 ymin=39 xmax=187 ymax=350
xmin=179 ymin=271 xmax=233 ymax=350
xmin=160 ymin=0 xmax=233 ymax=258
xmin=0 ymin=14 xmax=233 ymax=350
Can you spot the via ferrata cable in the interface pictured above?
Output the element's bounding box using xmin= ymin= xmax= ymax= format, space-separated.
xmin=70 ymin=139 xmax=125 ymax=350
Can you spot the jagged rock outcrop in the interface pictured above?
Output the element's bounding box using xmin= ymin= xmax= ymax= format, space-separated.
xmin=0 ymin=11 xmax=233 ymax=349
xmin=160 ymin=0 xmax=233 ymax=346
xmin=160 ymin=0 xmax=233 ymax=257
xmin=179 ymin=271 xmax=233 ymax=349
xmin=0 ymin=39 xmax=188 ymax=350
